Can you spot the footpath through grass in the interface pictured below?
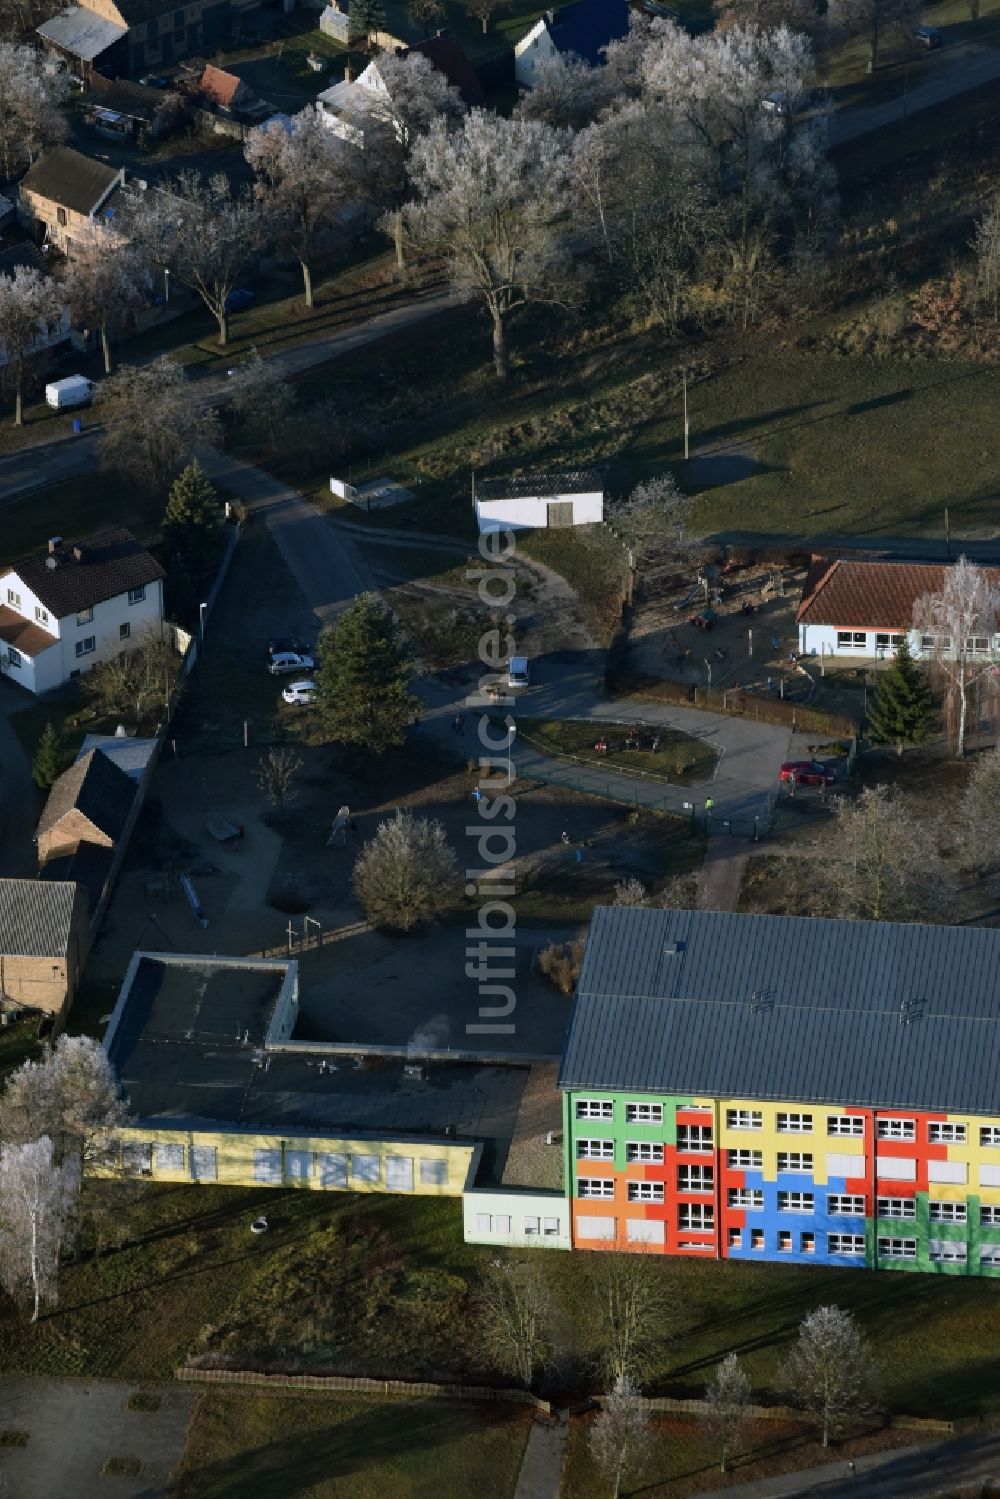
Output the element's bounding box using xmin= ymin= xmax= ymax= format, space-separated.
xmin=516 ymin=717 xmax=718 ymax=785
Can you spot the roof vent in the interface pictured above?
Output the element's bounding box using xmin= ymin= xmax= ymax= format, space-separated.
xmin=663 ymin=941 xmax=684 ymax=956
xmin=749 ymin=989 xmax=775 ymax=1015
xmin=899 ymin=997 xmax=925 ymax=1025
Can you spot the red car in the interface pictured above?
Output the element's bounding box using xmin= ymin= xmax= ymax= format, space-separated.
xmin=780 ymin=760 xmax=836 ymax=787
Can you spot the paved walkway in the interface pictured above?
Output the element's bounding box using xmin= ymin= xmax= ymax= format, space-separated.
xmin=697 ymin=834 xmax=750 ymax=911
xmin=513 ymin=1413 xmax=568 ymax=1499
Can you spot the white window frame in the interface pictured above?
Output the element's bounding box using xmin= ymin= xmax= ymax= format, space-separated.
xmin=928 ymin=1122 xmax=966 ymax=1144
xmin=677 ymin=1165 xmax=713 ymax=1193
xmin=928 ymin=1200 xmax=967 ymax=1222
xmin=726 ymin=1109 xmax=762 ymax=1131
xmin=316 ymin=1152 xmax=348 ymax=1188
xmin=578 ymin=1177 xmax=614 ymax=1200
xmin=543 ymin=1217 xmax=560 ymax=1237
xmin=6 ymin=648 xmax=21 ymax=669
xmin=980 ymin=1127 xmax=1000 ymax=1147
xmin=34 ymin=605 xmax=48 ymax=624
xmin=828 ymin=1233 xmax=866 ymax=1256
xmin=728 ymin=1188 xmax=764 ymax=1210
xmin=153 ymin=1142 xmax=184 ymax=1173
xmin=76 ymin=606 xmax=93 ymax=625
xmin=352 ymin=1153 xmax=380 ymax=1185
xmin=285 ymin=1149 xmax=312 ymax=1182
xmin=75 ymin=635 xmax=96 ymax=657
xmin=981 ymin=1205 xmax=1000 ymax=1225
xmin=801 ymin=1231 xmax=815 ymax=1253
xmin=877 ymin=1197 xmax=916 ymax=1219
xmin=6 ymin=589 xmax=21 ymax=608
xmin=676 ymin=1125 xmax=713 ymax=1152
xmin=678 ymin=1203 xmax=714 ymax=1230
xmin=878 ymin=1117 xmax=915 ymax=1140
xmin=190 ymin=1145 xmax=217 ymax=1181
xmin=929 ymin=1240 xmax=967 ymax=1264
xmin=128 ymin=584 xmax=146 ymax=605
xmin=777 ymin=1152 xmax=813 ymax=1173
xmin=419 ymin=1158 xmax=447 ymax=1187
xmin=878 ymin=1236 xmax=917 ymax=1260
xmin=727 ymin=1148 xmax=763 ymax=1169
xmin=625 ymin=1141 xmax=663 ymax=1163
xmin=777 ymin=1190 xmax=814 ymax=1213
xmin=777 ymin=1112 xmax=813 ymax=1134
xmin=120 ymin=621 xmax=131 ymax=641
xmin=579 ymin=1138 xmax=615 ymax=1160
xmin=576 ymin=1098 xmax=613 ymax=1120
xmin=750 ymin=1229 xmax=765 ymax=1249
xmin=828 ymin=1115 xmax=865 ymax=1137
xmin=625 ymin=1102 xmax=663 ymax=1125
xmin=627 ymin=1181 xmax=664 ymax=1202
xmin=523 ymin=1216 xmax=540 ymax=1236
xmin=253 ymin=1148 xmax=282 ymax=1184
xmin=385 ymin=1156 xmax=414 ymax=1192
xmin=778 ymin=1230 xmax=793 ymax=1251
xmin=980 ymin=1243 xmax=1000 ymax=1265
xmin=627 ymin=1218 xmax=665 ymax=1244
xmin=828 ymin=1194 xmax=865 ymax=1216
xmin=727 ymin=1228 xmax=742 ymax=1249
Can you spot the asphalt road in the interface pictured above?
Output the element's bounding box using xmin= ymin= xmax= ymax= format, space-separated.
xmin=827 ymin=37 xmax=1000 ymax=150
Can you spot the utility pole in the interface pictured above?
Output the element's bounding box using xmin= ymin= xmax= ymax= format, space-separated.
xmin=945 ymin=506 xmax=950 ymax=562
xmin=682 ymin=368 xmax=690 ymax=461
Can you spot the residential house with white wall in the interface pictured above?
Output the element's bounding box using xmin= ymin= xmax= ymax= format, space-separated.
xmin=796 ymin=556 xmax=1000 ymax=662
xmin=474 ymin=470 xmax=604 ymax=534
xmin=0 ymin=528 xmax=165 ymax=695
xmin=514 ymin=0 xmax=630 ymax=90
xmin=17 ymin=145 xmax=125 ymax=256
xmin=317 ymin=33 xmax=483 ymax=144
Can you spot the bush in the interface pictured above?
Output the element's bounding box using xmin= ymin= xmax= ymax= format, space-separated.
xmin=538 ymin=939 xmax=586 ymax=994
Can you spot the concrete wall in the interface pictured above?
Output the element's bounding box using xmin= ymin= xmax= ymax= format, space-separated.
xmin=799 ymin=621 xmax=1000 ymax=663
xmin=463 ymin=1185 xmax=571 ymax=1249
xmin=475 ymin=491 xmax=604 ymax=534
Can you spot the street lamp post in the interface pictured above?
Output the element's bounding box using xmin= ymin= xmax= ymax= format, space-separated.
xmin=199 ymin=601 xmax=207 ymax=641
xmin=164 ymin=267 xmax=171 ymax=305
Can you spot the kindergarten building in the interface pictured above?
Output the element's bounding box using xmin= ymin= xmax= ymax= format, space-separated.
xmin=102 ymin=908 xmax=1000 ymax=1278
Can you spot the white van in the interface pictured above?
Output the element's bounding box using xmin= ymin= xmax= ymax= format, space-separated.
xmin=45 ymin=375 xmax=93 ymax=410
xmin=507 ymin=657 xmax=530 ymax=689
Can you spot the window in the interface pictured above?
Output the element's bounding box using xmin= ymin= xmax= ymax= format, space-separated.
xmin=6 ymin=589 xmax=20 ymax=608
xmin=128 ymin=585 xmax=146 ymax=605
xmin=625 ymin=1103 xmax=662 ymax=1125
xmin=76 ymin=636 xmax=95 ymax=657
xmin=385 ymin=1156 xmax=414 ymax=1192
xmin=316 ymin=1152 xmax=347 ymax=1187
xmin=419 ymin=1158 xmax=447 ymax=1186
xmin=921 ymin=634 xmax=951 ymax=652
xmin=57 ymin=206 xmax=67 ymax=226
xmin=579 ymin=1138 xmax=615 ymax=1160
xmin=676 ymin=1125 xmax=713 ymax=1152
xmin=625 ymin=1141 xmax=663 ymax=1163
xmin=928 ymin=1122 xmax=966 ymax=1143
xmin=750 ymin=1229 xmax=765 ymax=1249
xmin=253 ymin=1149 xmax=282 ymax=1184
xmin=678 ymin=1203 xmax=714 ymax=1230
xmin=981 ymin=1205 xmax=1000 ymax=1225
xmin=878 ymin=1117 xmax=914 ymax=1139
xmin=678 ymin=1165 xmax=714 ymax=1193
xmin=628 ymin=1181 xmax=664 ymax=1202
xmin=6 ymin=648 xmax=21 ymax=669
xmin=576 ymin=1098 xmax=612 ymax=1120
xmin=727 ymin=1149 xmax=763 ymax=1169
xmin=829 ymin=1233 xmax=866 ymax=1256
xmin=878 ymin=1157 xmax=917 ymax=1181
xmin=928 ymin=1160 xmax=967 ymax=1184
xmin=76 ymin=607 xmax=93 ymax=625
xmin=878 ymin=1197 xmax=916 ymax=1219
xmin=34 ymin=605 xmax=48 ymax=624
xmin=154 ymin=1143 xmax=184 ymax=1173
xmin=285 ymin=1150 xmax=312 ymax=1181
xmin=627 ymin=1219 xmax=665 ymax=1244
xmin=836 ymin=630 xmax=866 ymax=649
xmin=878 ymin=1236 xmax=917 ymax=1260
xmin=801 ymin=1231 xmax=815 ymax=1253
xmin=578 ymin=1178 xmax=614 ymax=1199
xmin=543 ymin=1217 xmax=560 ymax=1237
xmin=728 ymin=1228 xmax=742 ymax=1249
xmin=120 ymin=622 xmax=130 ymax=641
xmin=828 ymin=1195 xmax=865 ymax=1216
xmin=190 ymin=1146 xmax=217 ymax=1181
xmin=777 ymin=1112 xmax=812 ymax=1134
xmin=929 ymin=1240 xmax=967 ymax=1264
xmin=980 ymin=1244 xmax=1000 ymax=1267
xmin=778 ymin=1231 xmax=792 ymax=1252
xmin=980 ymin=1165 xmax=1000 ymax=1187
xmin=122 ymin=1142 xmax=152 ymax=1174
xmin=777 ymin=1191 xmax=814 ymax=1213
xmin=353 ymin=1154 xmax=380 ymax=1185
xmin=727 ymin=1109 xmax=762 ymax=1130
xmin=929 ymin=1201 xmax=966 ymax=1222
xmin=967 ymin=636 xmax=990 ymax=655
xmin=828 ymin=1115 xmax=864 ymax=1137
xmin=523 ymin=1216 xmax=540 ymax=1236
xmin=980 ymin=1127 xmax=1000 ymax=1147
xmin=729 ymin=1188 xmax=763 ymax=1209
xmin=827 ymin=1152 xmax=864 ymax=1179
xmin=577 ymin=1215 xmax=616 ymax=1241
xmin=475 ymin=1213 xmax=491 ymax=1235
xmin=777 ymin=1152 xmax=813 ymax=1173
xmin=494 ymin=1214 xmax=512 ymax=1236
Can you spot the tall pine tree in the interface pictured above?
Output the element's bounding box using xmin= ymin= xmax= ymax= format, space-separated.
xmin=867 ymin=638 xmax=936 ymax=755
xmin=316 ymin=593 xmax=416 ymax=754
xmin=32 ymin=722 xmax=63 ymax=789
xmin=162 ymin=459 xmax=222 ymax=584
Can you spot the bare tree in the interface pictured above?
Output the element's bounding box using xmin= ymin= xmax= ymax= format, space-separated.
xmin=366 ymin=50 xmax=465 ymax=270
xmin=97 ymin=357 xmax=221 ymax=491
xmin=0 ymin=43 xmax=69 ymax=178
xmin=613 ymin=877 xmax=648 ymax=907
xmin=58 ymin=225 xmax=145 ymax=376
xmin=83 ymin=628 xmax=179 ymax=726
xmin=403 ymin=112 xmax=573 ymax=378
xmin=589 ymin=1377 xmax=653 ymax=1499
xmin=477 ymin=1259 xmax=552 ymax=1388
xmin=587 ymin=1240 xmax=681 ymax=1388
xmin=246 ymin=106 xmax=357 ymax=307
xmin=409 ymin=0 xmax=446 ymax=31
xmin=0 ymin=1036 xmax=125 ymax=1175
xmin=0 ymin=1138 xmax=78 ymax=1322
xmin=827 ymin=0 xmax=920 ymax=72
xmin=971 ymin=203 xmax=1000 ymax=324
xmin=129 ymin=171 xmax=263 ymax=347
xmin=959 ymin=746 xmax=1000 ymax=872
xmin=256 ymin=747 xmax=302 ymax=817
xmin=913 ymin=556 xmax=1000 ymax=758
xmin=0 ymin=265 xmax=62 ymax=426
xmin=353 ymin=808 xmax=459 ymax=930
xmin=464 ymin=0 xmax=509 ymax=33
xmin=819 ymin=785 xmax=954 ymax=923
xmin=515 ymin=54 xmax=612 ymax=129
xmin=704 ymin=1352 xmax=752 ymax=1474
xmin=782 ymin=1305 xmax=879 ymax=1448
xmin=227 ymin=346 xmax=294 ymax=447
xmin=608 ymin=475 xmax=694 ymax=565
xmin=715 ymin=0 xmax=820 ymax=32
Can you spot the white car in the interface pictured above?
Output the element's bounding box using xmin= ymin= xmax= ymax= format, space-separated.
xmin=282 ymin=680 xmax=317 ymax=706
xmin=268 ymin=651 xmax=315 ymax=675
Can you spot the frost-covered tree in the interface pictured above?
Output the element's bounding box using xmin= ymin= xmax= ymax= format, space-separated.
xmin=783 ymin=1305 xmax=879 ymax=1447
xmin=913 ymin=557 xmax=1000 ymax=758
xmin=0 ymin=1138 xmax=78 ymax=1322
xmin=515 ymin=54 xmax=612 ymax=129
xmin=0 ymin=1035 xmax=125 ymax=1175
xmin=0 ymin=43 xmax=69 ymax=178
xmin=972 ymin=203 xmax=1000 ymax=323
xmin=960 ymin=746 xmax=1000 ymax=872
xmin=609 ymin=475 xmax=694 ymax=564
xmin=58 ymin=224 xmax=145 ymax=375
xmin=589 ymin=1378 xmax=653 ymax=1499
xmin=97 ymin=357 xmax=221 ymax=492
xmin=705 ymin=1353 xmax=752 ymax=1473
xmin=403 ymin=112 xmax=573 ymax=378
xmin=353 ymin=809 xmax=459 ymax=930
xmin=227 ymin=347 xmax=293 ymax=447
xmin=0 ymin=265 xmax=62 ymax=426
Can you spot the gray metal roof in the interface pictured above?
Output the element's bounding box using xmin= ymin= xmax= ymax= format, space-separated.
xmin=78 ymin=734 xmax=157 ymax=782
xmin=476 ymin=469 xmax=604 ymax=502
xmin=38 ymin=7 xmax=126 ymax=60
xmin=559 ymin=907 xmax=1000 ymax=1117
xmin=0 ymin=878 xmax=79 ymax=958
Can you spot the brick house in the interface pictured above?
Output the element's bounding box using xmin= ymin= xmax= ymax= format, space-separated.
xmin=17 ymin=146 xmax=124 ymax=256
xmin=39 ymin=0 xmax=232 ymax=78
xmin=0 ymin=878 xmax=89 ymax=1017
xmin=37 ymin=747 xmax=137 ymax=867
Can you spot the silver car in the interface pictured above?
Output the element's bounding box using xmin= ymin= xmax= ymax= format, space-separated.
xmin=268 ymin=650 xmax=315 ymax=675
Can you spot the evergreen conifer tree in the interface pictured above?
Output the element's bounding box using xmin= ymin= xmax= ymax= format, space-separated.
xmin=315 ymin=594 xmax=415 ymax=754
xmin=161 ymin=460 xmax=222 ymax=583
xmin=31 ymin=721 xmax=63 ymax=789
xmin=867 ymin=639 xmax=936 ymax=754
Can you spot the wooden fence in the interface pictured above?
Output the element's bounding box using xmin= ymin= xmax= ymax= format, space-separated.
xmin=176 ymin=1365 xmax=552 ymax=1413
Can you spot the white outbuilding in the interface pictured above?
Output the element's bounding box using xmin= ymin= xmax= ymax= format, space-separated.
xmin=474 ymin=470 xmax=605 ymax=534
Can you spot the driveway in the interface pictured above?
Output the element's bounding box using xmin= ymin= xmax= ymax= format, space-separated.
xmin=0 ymin=679 xmax=42 ymax=878
xmin=0 ymin=1377 xmax=195 ymax=1499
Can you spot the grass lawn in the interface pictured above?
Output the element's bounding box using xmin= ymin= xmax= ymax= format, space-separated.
xmin=516 ymin=717 xmax=718 ymax=784
xmin=169 ymin=1390 xmax=529 ymax=1499
xmin=0 ymin=471 xmax=164 ymax=573
xmin=516 ymin=529 xmax=630 ymax=648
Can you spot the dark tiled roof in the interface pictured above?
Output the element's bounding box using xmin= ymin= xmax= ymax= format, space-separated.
xmin=0 ymin=605 xmax=58 ymax=659
xmin=40 ymin=841 xmax=114 ymax=916
xmin=0 ymin=878 xmax=80 ymax=957
xmin=91 ymin=73 xmax=170 ymax=120
xmin=797 ymin=556 xmax=1000 ymax=630
xmin=9 ymin=527 xmax=164 ymax=619
xmin=407 ymin=35 xmax=485 ymax=107
xmin=38 ymin=748 xmax=136 ymax=846
xmin=112 ymin=0 xmax=189 ymax=23
xmin=560 ymin=906 xmax=1000 ymax=1117
xmin=19 ymin=146 xmax=120 ymax=218
xmin=547 ymin=0 xmax=630 ymax=64
xmin=476 ymin=468 xmax=604 ymax=502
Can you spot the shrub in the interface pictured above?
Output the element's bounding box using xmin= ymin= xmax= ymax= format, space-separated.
xmin=538 ymin=939 xmax=586 ymax=994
